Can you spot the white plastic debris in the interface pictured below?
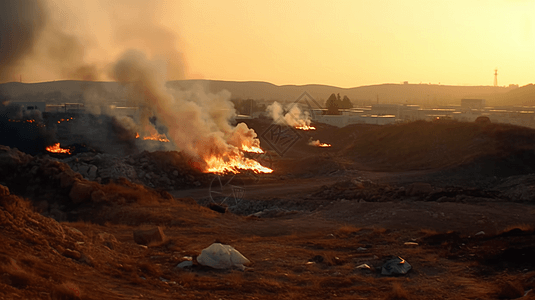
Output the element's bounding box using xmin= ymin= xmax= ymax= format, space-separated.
xmin=404 ymin=242 xmax=419 ymax=246
xmin=356 ymin=264 xmax=371 ymax=269
xmin=197 ymin=243 xmax=250 ymax=269
xmin=475 ymin=231 xmax=485 ymax=236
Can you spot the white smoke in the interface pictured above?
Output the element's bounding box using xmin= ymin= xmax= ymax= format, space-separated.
xmin=266 ymin=101 xmax=311 ymax=127
xmin=112 ymin=50 xmax=260 ymax=166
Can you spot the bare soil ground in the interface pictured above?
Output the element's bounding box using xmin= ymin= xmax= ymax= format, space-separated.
xmin=2 ymin=120 xmax=535 ymax=300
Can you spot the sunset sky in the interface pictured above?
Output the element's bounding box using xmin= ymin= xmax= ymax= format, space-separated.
xmin=8 ymin=0 xmax=535 ymax=88
xmin=171 ymin=0 xmax=535 ymax=87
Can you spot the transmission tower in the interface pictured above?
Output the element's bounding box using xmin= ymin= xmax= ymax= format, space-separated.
xmin=494 ymin=68 xmax=498 ymax=87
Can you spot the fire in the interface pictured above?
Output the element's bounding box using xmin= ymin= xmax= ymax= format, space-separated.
xmin=205 ymin=154 xmax=273 ymax=174
xmin=241 ymin=145 xmax=264 ymax=153
xmin=46 ymin=143 xmax=71 ymax=154
xmin=57 ymin=117 xmax=74 ymax=124
xmin=135 ymin=132 xmax=170 ymax=142
xmin=295 ymin=125 xmax=316 ymax=131
xmin=308 ymin=139 xmax=331 ymax=148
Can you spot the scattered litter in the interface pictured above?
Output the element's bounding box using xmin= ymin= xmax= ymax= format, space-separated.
xmin=182 ymin=256 xmax=193 ymax=261
xmin=357 ymin=247 xmax=367 ymax=252
xmin=381 ymin=257 xmax=412 ymax=276
xmin=356 ymin=264 xmax=371 ymax=269
xmin=404 ymin=242 xmax=419 ymax=246
xmin=197 ymin=243 xmax=250 ymax=270
xmin=305 ymin=261 xmax=315 ymax=265
xmin=160 ymin=277 xmax=169 ymax=282
xmin=475 ymin=231 xmax=485 ymax=236
xmin=176 ymin=261 xmax=193 ymax=269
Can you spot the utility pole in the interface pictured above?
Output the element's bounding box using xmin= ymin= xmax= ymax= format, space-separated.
xmin=494 ymin=68 xmax=498 ymax=87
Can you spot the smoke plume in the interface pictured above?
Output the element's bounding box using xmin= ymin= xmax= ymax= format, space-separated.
xmin=112 ymin=50 xmax=260 ymax=166
xmin=0 ymin=0 xmax=187 ymax=83
xmin=0 ymin=0 xmax=47 ymax=82
xmin=266 ymin=101 xmax=312 ymax=127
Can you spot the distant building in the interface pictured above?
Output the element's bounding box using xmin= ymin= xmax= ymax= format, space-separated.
xmin=461 ymin=99 xmax=486 ymax=109
xmin=13 ymin=101 xmax=46 ymax=112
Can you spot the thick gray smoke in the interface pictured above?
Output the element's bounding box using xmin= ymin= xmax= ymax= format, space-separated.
xmin=0 ymin=0 xmax=47 ymax=82
xmin=0 ymin=0 xmax=98 ymax=82
xmin=0 ymin=0 xmax=187 ymax=84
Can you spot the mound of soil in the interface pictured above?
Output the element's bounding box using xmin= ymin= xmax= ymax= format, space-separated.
xmin=342 ymin=121 xmax=535 ymax=174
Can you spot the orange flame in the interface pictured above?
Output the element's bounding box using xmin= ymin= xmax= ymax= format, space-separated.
xmin=242 ymin=145 xmax=264 ymax=153
xmin=135 ymin=132 xmax=170 ymax=142
xmin=295 ymin=125 xmax=316 ymax=131
xmin=46 ymin=143 xmax=71 ymax=154
xmin=309 ymin=139 xmax=331 ymax=148
xmin=205 ymin=154 xmax=273 ymax=174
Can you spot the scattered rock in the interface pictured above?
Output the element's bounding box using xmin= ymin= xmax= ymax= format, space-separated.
xmin=69 ymin=181 xmax=96 ymax=204
xmin=90 ymin=189 xmax=107 ymax=203
xmin=88 ymin=165 xmax=98 ymax=179
xmin=475 ymin=231 xmax=485 ymax=236
xmin=197 ymin=243 xmax=250 ymax=270
xmin=63 ymin=249 xmax=81 ymax=260
xmin=176 ymin=261 xmax=193 ymax=269
xmin=133 ymin=227 xmax=166 ymax=246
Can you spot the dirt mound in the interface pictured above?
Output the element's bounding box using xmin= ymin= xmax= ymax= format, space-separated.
xmin=0 ymin=145 xmax=207 ymax=223
xmin=343 ymin=121 xmax=535 ymax=174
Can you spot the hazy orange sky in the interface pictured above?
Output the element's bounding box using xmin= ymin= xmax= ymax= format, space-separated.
xmin=8 ymin=0 xmax=535 ymax=88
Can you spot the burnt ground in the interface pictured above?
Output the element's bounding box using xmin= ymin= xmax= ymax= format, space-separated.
xmin=2 ymin=120 xmax=535 ymax=299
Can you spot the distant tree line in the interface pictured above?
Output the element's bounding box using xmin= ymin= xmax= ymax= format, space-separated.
xmin=324 ymin=93 xmax=353 ymax=115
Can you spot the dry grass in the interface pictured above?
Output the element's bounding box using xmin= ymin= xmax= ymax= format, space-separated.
xmin=337 ymin=224 xmax=362 ymax=237
xmin=384 ymin=282 xmax=411 ymax=300
xmin=51 ymin=282 xmax=82 ymax=300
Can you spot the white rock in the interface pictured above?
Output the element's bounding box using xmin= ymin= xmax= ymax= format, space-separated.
xmin=197 ymin=243 xmax=250 ymax=269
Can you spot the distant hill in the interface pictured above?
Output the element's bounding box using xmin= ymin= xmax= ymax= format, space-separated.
xmin=492 ymin=83 xmax=535 ymax=106
xmin=0 ymin=79 xmax=527 ymax=107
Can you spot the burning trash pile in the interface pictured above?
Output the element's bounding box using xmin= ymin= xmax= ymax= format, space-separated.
xmin=112 ymin=50 xmax=273 ymax=177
